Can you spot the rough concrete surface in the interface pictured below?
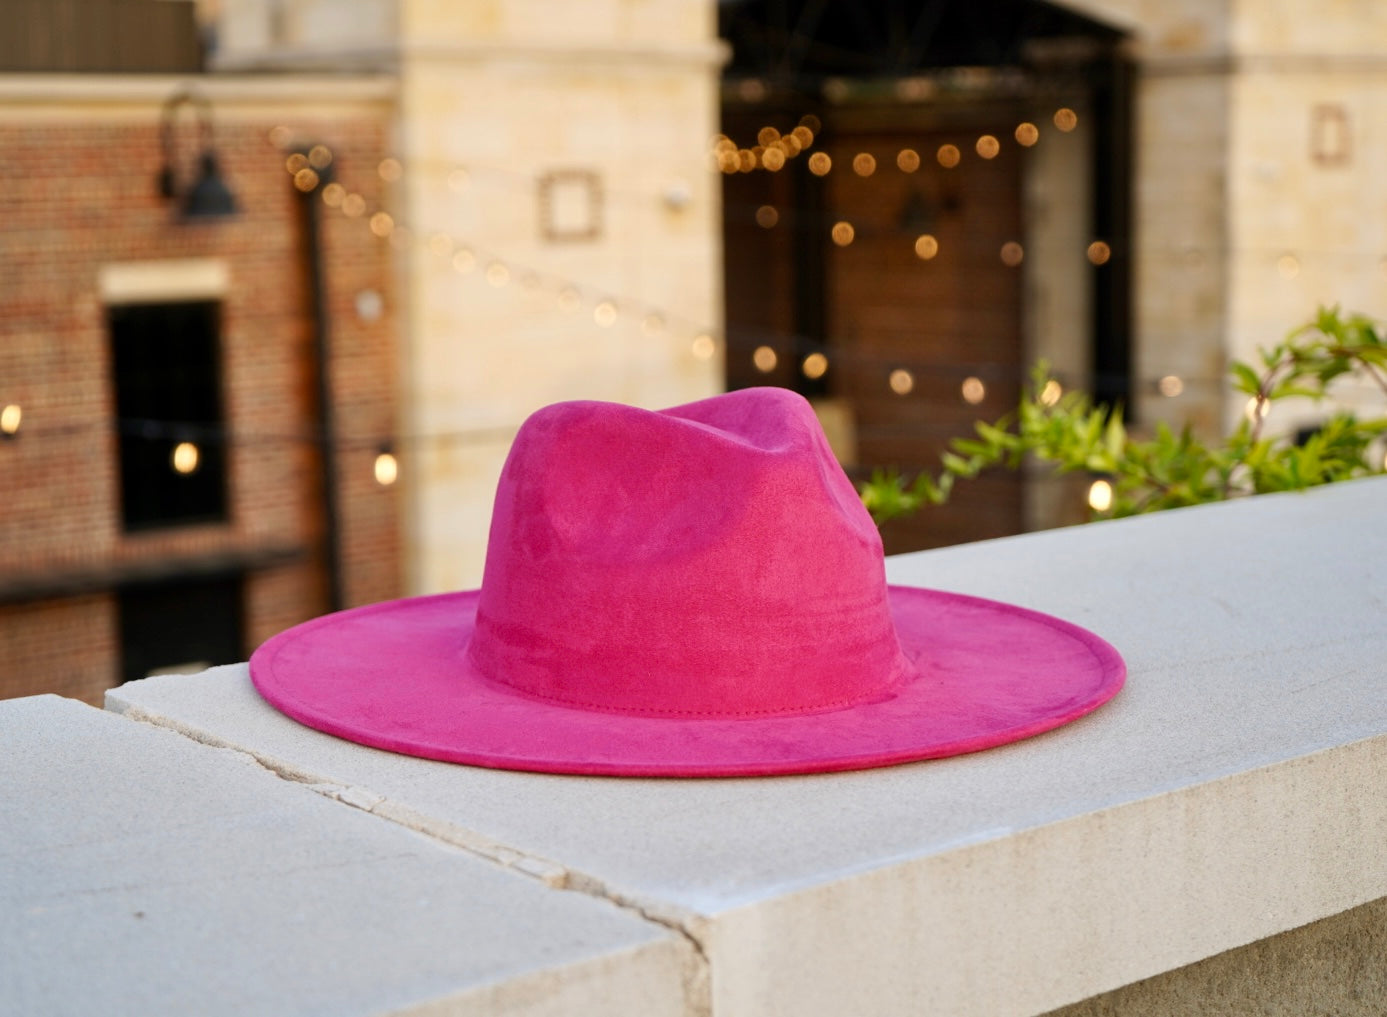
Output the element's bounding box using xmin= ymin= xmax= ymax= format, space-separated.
xmin=1 ymin=696 xmax=695 ymax=1017
xmin=1042 ymin=895 xmax=1387 ymax=1017
xmin=107 ymin=477 xmax=1387 ymax=1016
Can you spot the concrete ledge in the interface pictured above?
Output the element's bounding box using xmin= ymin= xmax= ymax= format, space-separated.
xmin=1 ymin=696 xmax=696 ymax=1017
xmin=100 ymin=476 xmax=1387 ymax=1015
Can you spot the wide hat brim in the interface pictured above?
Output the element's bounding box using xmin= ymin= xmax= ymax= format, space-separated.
xmin=250 ymin=584 xmax=1125 ymax=777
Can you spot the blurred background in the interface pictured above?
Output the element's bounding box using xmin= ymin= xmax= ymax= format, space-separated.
xmin=3 ymin=0 xmax=1385 ymax=701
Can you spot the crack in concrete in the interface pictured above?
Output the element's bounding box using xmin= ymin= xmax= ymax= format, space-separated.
xmin=109 ymin=700 xmax=714 ymax=1017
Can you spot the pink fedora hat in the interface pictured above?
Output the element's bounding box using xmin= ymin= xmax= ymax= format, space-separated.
xmin=251 ymin=387 xmax=1124 ymax=777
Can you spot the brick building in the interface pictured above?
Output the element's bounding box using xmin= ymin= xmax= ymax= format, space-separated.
xmin=0 ymin=7 xmax=402 ymax=702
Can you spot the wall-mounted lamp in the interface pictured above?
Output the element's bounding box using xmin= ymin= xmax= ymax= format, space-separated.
xmin=157 ymin=90 xmax=238 ymax=220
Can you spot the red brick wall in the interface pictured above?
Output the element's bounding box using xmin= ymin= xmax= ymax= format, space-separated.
xmin=0 ymin=102 xmax=401 ymax=701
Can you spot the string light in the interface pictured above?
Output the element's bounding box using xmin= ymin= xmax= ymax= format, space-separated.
xmin=1000 ymin=241 xmax=1024 ymax=267
xmin=762 ymin=147 xmax=786 ymax=171
xmin=808 ymin=152 xmax=832 ymax=176
xmin=1053 ymin=108 xmax=1079 ymax=132
xmin=889 ymin=369 xmax=915 ymax=395
xmin=753 ymin=346 xmax=778 ymax=373
xmin=378 ymin=157 xmax=403 ymax=182
xmin=831 ymin=222 xmax=855 ymax=246
xmin=961 ymin=377 xmax=986 ymax=404
xmin=897 ymin=149 xmax=920 ymax=172
xmin=171 ymin=441 xmax=200 ymax=475
xmin=1158 ymin=375 xmax=1185 ymax=397
xmin=341 ymin=193 xmax=366 ymax=217
xmin=1 ymin=404 xmax=21 ymax=436
xmin=756 ymin=205 xmax=779 ymax=228
xmin=285 ymin=152 xmax=309 ymax=174
xmin=802 ymin=352 xmax=829 ymax=379
xmin=914 ymin=234 xmax=939 ymax=260
xmin=852 ymin=153 xmax=877 ymax=177
xmin=593 ymin=300 xmax=617 ymax=327
xmin=1015 ymin=123 xmax=1039 ymax=146
xmin=975 ymin=135 xmax=1000 ymax=159
xmin=1040 ymin=379 xmax=1063 ymax=406
xmin=936 ymin=144 xmax=961 ymax=168
xmin=373 ymin=450 xmax=398 ymax=486
xmin=691 ymin=334 xmax=716 ymax=360
xmin=1087 ymin=241 xmax=1112 ymax=266
xmin=308 ymin=144 xmax=333 ymax=169
xmin=1088 ymin=478 xmax=1113 ymax=512
xmin=368 ymin=212 xmax=394 ymax=237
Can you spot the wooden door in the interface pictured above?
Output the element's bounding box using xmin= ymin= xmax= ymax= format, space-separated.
xmin=823 ymin=120 xmax=1025 ymax=553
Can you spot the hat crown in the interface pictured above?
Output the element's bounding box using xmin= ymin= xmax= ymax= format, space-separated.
xmin=467 ymin=388 xmax=913 ymax=717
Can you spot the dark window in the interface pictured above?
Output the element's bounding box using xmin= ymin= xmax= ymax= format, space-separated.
xmin=116 ymin=573 xmax=245 ymax=685
xmin=109 ymin=300 xmax=229 ymax=530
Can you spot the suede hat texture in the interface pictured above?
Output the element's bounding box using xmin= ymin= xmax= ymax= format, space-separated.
xmin=250 ymin=387 xmax=1125 ymax=777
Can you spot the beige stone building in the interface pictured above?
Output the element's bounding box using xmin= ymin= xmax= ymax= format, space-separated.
xmin=213 ymin=0 xmax=724 ymax=592
xmin=1065 ymin=0 xmax=1387 ymax=434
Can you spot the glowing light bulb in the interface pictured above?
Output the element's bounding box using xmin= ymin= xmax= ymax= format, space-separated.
xmin=1015 ymin=122 xmax=1039 ymax=146
xmin=889 ymin=369 xmax=914 ymax=395
xmin=914 ymin=234 xmax=939 ymax=260
xmin=1000 ymin=241 xmax=1024 ymax=267
xmin=756 ymin=205 xmax=779 ymax=228
xmin=293 ymin=168 xmax=320 ymax=192
xmin=1054 ymin=108 xmax=1078 ymax=132
xmin=961 ymin=377 xmax=986 ymax=404
xmin=171 ymin=442 xmax=200 ymax=475
xmin=896 ymin=149 xmax=920 ymax=172
xmin=321 ymin=182 xmax=345 ymax=207
xmin=808 ymin=152 xmax=832 ymax=176
xmin=1088 ymin=478 xmax=1113 ymax=512
xmin=308 ymin=144 xmax=333 ymax=169
xmin=975 ymin=135 xmax=1000 ymax=159
xmin=831 ymin=221 xmax=855 ymax=246
xmin=374 ymin=451 xmax=398 ymax=486
xmin=593 ymin=301 xmax=617 ymax=327
xmin=1158 ymin=375 xmax=1184 ymax=397
xmin=691 ymin=334 xmax=716 ymax=360
xmin=1039 ymin=379 xmax=1063 ymax=406
xmin=852 ymin=153 xmax=876 ymax=177
xmin=936 ymin=144 xmax=961 ymax=168
xmin=342 ymin=193 xmax=366 ymax=217
xmin=1087 ymin=241 xmax=1112 ymax=265
xmin=369 ymin=212 xmax=394 ymax=238
xmin=801 ymin=352 xmax=829 ymax=379
xmin=753 ymin=346 xmax=778 ymax=373
xmin=1 ymin=404 xmax=21 ymax=435
xmin=378 ymin=157 xmax=403 ymax=182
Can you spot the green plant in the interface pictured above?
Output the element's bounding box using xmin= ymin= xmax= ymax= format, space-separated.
xmin=860 ymin=306 xmax=1387 ymax=524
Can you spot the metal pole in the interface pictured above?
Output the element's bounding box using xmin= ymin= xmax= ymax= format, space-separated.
xmin=296 ymin=159 xmax=345 ymax=614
